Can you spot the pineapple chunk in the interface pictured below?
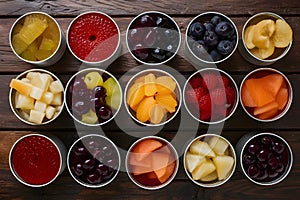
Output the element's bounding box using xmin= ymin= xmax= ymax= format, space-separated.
xmin=49 ymin=80 xmax=63 ymax=94
xmin=81 ymin=109 xmax=98 ymax=124
xmin=30 ymin=86 xmax=44 ymax=100
xmin=45 ymin=106 xmax=56 ymax=119
xmin=29 ymin=110 xmax=45 ymax=124
xmin=21 ymin=48 xmax=36 ymax=61
xmin=12 ymin=23 xmax=23 ymax=35
xmin=12 ymin=34 xmax=29 ymax=54
xmin=51 ymin=92 xmax=62 ymax=106
xmin=212 ymin=155 xmax=234 ymax=181
xmin=19 ymin=19 xmax=48 ymax=45
xmin=30 ymin=72 xmax=51 ymax=91
xmin=200 ymin=170 xmax=218 ymax=182
xmin=41 ymin=91 xmax=54 ymax=104
xmin=34 ymin=101 xmax=47 ymax=113
xmin=10 ymin=79 xmax=33 ymax=96
xmin=208 ymin=137 xmax=229 ymax=155
xmin=192 ymin=159 xmax=216 ymax=180
xmin=15 ymin=92 xmax=34 ymax=110
xmin=185 ymin=152 xmax=206 ymax=173
xmin=35 ymin=49 xmax=52 ymax=60
xmin=39 ymin=37 xmax=55 ymax=51
xmin=189 ymin=140 xmax=216 ymax=157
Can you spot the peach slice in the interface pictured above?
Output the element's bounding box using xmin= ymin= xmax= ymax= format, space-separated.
xmin=272 ymin=19 xmax=293 ymax=48
xmin=136 ymin=96 xmax=156 ymax=122
xmin=156 ymin=76 xmax=176 ymax=92
xmin=151 ymin=152 xmax=169 ymax=178
xmin=155 ymin=93 xmax=177 ymax=113
xmin=156 ymin=85 xmax=173 ymax=95
xmin=144 ymin=73 xmax=157 ymax=96
xmin=244 ymin=25 xmax=256 ymax=49
xmin=259 ymin=74 xmax=283 ymax=96
xmin=128 ymin=153 xmax=151 ymax=168
xmin=131 ymin=165 xmax=153 ymax=176
xmin=128 ymin=84 xmax=145 ymax=109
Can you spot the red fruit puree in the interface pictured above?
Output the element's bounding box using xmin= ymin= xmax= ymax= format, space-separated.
xmin=11 ymin=135 xmax=60 ymax=185
xmin=68 ymin=13 xmax=119 ymax=62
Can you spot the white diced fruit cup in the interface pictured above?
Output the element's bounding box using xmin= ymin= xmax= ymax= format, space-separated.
xmin=9 ymin=69 xmax=65 ymax=125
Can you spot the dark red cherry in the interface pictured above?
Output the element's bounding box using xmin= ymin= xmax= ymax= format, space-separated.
xmin=248 ymin=142 xmax=260 ymax=155
xmin=72 ymin=163 xmax=84 ymax=177
xmin=83 ymin=159 xmax=96 ymax=170
xmin=87 ymin=173 xmax=101 ymax=184
xmin=247 ymin=164 xmax=260 ymax=178
xmin=273 ymin=141 xmax=285 ymax=154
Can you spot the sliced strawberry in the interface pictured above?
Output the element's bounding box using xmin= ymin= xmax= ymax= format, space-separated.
xmin=198 ymin=94 xmax=212 ymax=121
xmin=225 ymin=86 xmax=236 ymax=105
xmin=202 ymin=73 xmax=218 ymax=90
xmin=218 ymin=75 xmax=230 ymax=87
xmin=212 ymin=105 xmax=228 ymax=121
xmin=210 ymin=88 xmax=226 ymax=105
xmin=189 ymin=74 xmax=202 ymax=89
xmin=185 ymin=87 xmax=208 ymax=104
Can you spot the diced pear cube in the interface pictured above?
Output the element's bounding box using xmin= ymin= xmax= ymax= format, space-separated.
xmin=34 ymin=101 xmax=47 ymax=112
xmin=185 ymin=152 xmax=206 ymax=173
xmin=200 ymin=170 xmax=218 ymax=182
xmin=45 ymin=106 xmax=56 ymax=119
xmin=49 ymin=80 xmax=63 ymax=94
xmin=41 ymin=91 xmax=54 ymax=104
xmin=15 ymin=92 xmax=34 ymax=110
xmin=208 ymin=137 xmax=229 ymax=155
xmin=10 ymin=79 xmax=33 ymax=96
xmin=30 ymin=86 xmax=44 ymax=100
xmin=26 ymin=72 xmax=40 ymax=80
xmin=21 ymin=78 xmax=31 ymax=83
xmin=212 ymin=155 xmax=234 ymax=181
xmin=19 ymin=110 xmax=30 ymax=121
xmin=51 ymin=92 xmax=62 ymax=106
xmin=29 ymin=110 xmax=45 ymax=124
xmin=192 ymin=159 xmax=216 ymax=180
xmin=30 ymin=73 xmax=51 ymax=91
xmin=55 ymin=105 xmax=62 ymax=112
xmin=189 ymin=140 xmax=216 ymax=157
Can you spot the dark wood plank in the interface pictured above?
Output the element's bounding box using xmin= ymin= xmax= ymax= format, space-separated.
xmin=0 ymin=0 xmax=300 ymax=16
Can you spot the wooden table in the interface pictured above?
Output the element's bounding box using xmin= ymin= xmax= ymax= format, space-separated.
xmin=1 ymin=1 xmax=299 ymax=199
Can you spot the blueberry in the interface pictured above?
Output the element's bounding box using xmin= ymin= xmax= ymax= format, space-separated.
xmin=204 ymin=22 xmax=215 ymax=32
xmin=204 ymin=31 xmax=218 ymax=47
xmin=192 ymin=40 xmax=208 ymax=56
xmin=210 ymin=50 xmax=222 ymax=61
xmin=151 ymin=47 xmax=166 ymax=61
xmin=211 ymin=16 xmax=222 ymax=26
xmin=217 ymin=40 xmax=234 ymax=56
xmin=215 ymin=21 xmax=234 ymax=38
xmin=189 ymin=22 xmax=205 ymax=38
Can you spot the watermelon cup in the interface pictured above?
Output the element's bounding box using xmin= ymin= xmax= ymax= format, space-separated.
xmin=9 ymin=12 xmax=66 ymax=67
xmin=239 ymin=68 xmax=293 ymax=122
xmin=183 ymin=68 xmax=239 ymax=124
xmin=124 ymin=69 xmax=182 ymax=126
xmin=125 ymin=136 xmax=179 ymax=190
xmin=9 ymin=134 xmax=67 ymax=187
xmin=67 ymin=11 xmax=121 ymax=66
xmin=126 ymin=11 xmax=181 ymax=65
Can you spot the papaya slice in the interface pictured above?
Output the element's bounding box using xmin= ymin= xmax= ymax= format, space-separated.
xmin=151 ymin=152 xmax=169 ymax=178
xmin=253 ymin=101 xmax=279 ymax=116
xmin=257 ymin=108 xmax=278 ymax=120
xmin=276 ymin=87 xmax=288 ymax=110
xmin=132 ymin=139 xmax=163 ymax=161
xmin=259 ymin=74 xmax=283 ymax=96
xmin=241 ymin=84 xmax=257 ymax=107
xmin=158 ymin=162 xmax=176 ymax=183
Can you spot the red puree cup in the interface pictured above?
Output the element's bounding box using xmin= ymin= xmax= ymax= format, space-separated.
xmin=67 ymin=11 xmax=121 ymax=66
xmin=9 ymin=134 xmax=66 ymax=187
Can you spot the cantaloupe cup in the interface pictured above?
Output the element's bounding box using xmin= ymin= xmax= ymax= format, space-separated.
xmin=239 ymin=68 xmax=293 ymax=122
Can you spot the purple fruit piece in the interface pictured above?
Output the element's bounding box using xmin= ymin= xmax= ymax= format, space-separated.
xmin=255 ymin=169 xmax=268 ymax=181
xmin=247 ymin=142 xmax=260 ymax=155
xmin=273 ymin=141 xmax=285 ymax=154
xmin=257 ymin=148 xmax=271 ymax=162
xmin=72 ymin=163 xmax=84 ymax=177
xmin=139 ymin=15 xmax=155 ymax=27
xmin=74 ymin=146 xmax=89 ymax=157
xmin=132 ymin=43 xmax=149 ymax=60
xmin=261 ymin=136 xmax=273 ymax=147
xmin=102 ymin=146 xmax=113 ymax=157
xmin=243 ymin=154 xmax=256 ymax=165
xmin=96 ymin=164 xmax=109 ymax=176
xmin=83 ymin=158 xmax=96 ymax=170
xmin=96 ymin=105 xmax=112 ymax=121
xmin=275 ymin=162 xmax=285 ymax=173
xmin=106 ymin=159 xmax=118 ymax=170
xmin=268 ymin=170 xmax=279 ymax=179
xmin=93 ymin=86 xmax=107 ymax=99
xmin=72 ymin=100 xmax=90 ymax=116
xmin=247 ymin=164 xmax=260 ymax=179
xmin=128 ymin=28 xmax=146 ymax=44
xmin=268 ymin=156 xmax=279 ymax=170
xmin=87 ymin=173 xmax=101 ymax=184
xmin=87 ymin=140 xmax=100 ymax=150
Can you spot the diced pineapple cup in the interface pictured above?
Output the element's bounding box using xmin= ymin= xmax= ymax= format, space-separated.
xmin=183 ymin=134 xmax=236 ymax=187
xmin=124 ymin=69 xmax=182 ymax=126
xmin=9 ymin=69 xmax=65 ymax=125
xmin=9 ymin=12 xmax=66 ymax=67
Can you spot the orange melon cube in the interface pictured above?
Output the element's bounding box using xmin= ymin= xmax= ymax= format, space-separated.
xmin=253 ymin=101 xmax=279 ymax=116
xmin=131 ymin=165 xmax=152 ymax=176
xmin=147 ymin=172 xmax=158 ymax=179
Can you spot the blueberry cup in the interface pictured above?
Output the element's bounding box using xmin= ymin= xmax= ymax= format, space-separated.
xmin=9 ymin=69 xmax=65 ymax=125
xmin=240 ymin=68 xmax=293 ymax=122
xmin=64 ymin=68 xmax=122 ymax=126
xmin=9 ymin=12 xmax=66 ymax=67
xmin=9 ymin=134 xmax=66 ymax=187
xmin=239 ymin=12 xmax=293 ymax=66
xmin=124 ymin=69 xmax=182 ymax=126
xmin=185 ymin=12 xmax=238 ymax=66
xmin=126 ymin=11 xmax=181 ymax=65
xmin=183 ymin=134 xmax=236 ymax=187
xmin=67 ymin=134 xmax=120 ymax=188
xmin=236 ymin=132 xmax=293 ymax=185
xmin=183 ymin=68 xmax=239 ymax=124
xmin=125 ymin=136 xmax=179 ymax=190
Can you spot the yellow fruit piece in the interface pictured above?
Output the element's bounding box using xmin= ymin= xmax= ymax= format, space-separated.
xmin=84 ymin=72 xmax=103 ymax=90
xmin=41 ymin=91 xmax=54 ymax=105
xmin=128 ymin=85 xmax=145 ymax=109
xmin=200 ymin=170 xmax=218 ymax=182
xmin=185 ymin=152 xmax=206 ymax=173
xmin=10 ymin=79 xmax=33 ymax=96
xmin=35 ymin=49 xmax=52 ymax=60
xmin=136 ymin=96 xmax=156 ymax=123
xmin=19 ymin=19 xmax=48 ymax=45
xmin=12 ymin=34 xmax=29 ymax=55
xmin=49 ymin=80 xmax=63 ymax=94
xmin=103 ymin=77 xmax=116 ymax=96
xmin=207 ymin=137 xmax=229 ymax=155
xmin=42 ymin=21 xmax=60 ymax=45
xmin=51 ymin=92 xmax=62 ymax=106
xmin=29 ymin=109 xmax=45 ymax=124
xmin=258 ymin=44 xmax=275 ymax=59
xmin=30 ymin=86 xmax=43 ymax=100
xmin=212 ymin=155 xmax=234 ymax=181
xmin=156 ymin=76 xmax=176 ymax=92
xmin=15 ymin=92 xmax=34 ymax=110
xmin=272 ymin=19 xmax=293 ymax=48
xmin=127 ymin=82 xmax=143 ymax=102
xmin=12 ymin=23 xmax=23 ymax=35
xmin=149 ymin=104 xmax=166 ymax=124
xmin=20 ymin=49 xmax=36 ymax=61
xmin=144 ymin=73 xmax=157 ymax=96
xmin=189 ymin=140 xmax=216 ymax=157
xmin=250 ymin=47 xmax=262 ymax=59
xmin=81 ymin=109 xmax=98 ymax=124
xmin=252 ymin=19 xmax=275 ymax=49
xmin=192 ymin=159 xmax=216 ymax=180
xmin=45 ymin=106 xmax=56 ymax=119
xmin=30 ymin=72 xmax=51 ymax=92
xmin=39 ymin=37 xmax=55 ymax=51
xmin=24 ymin=14 xmax=49 ymax=26
xmin=244 ymin=25 xmax=256 ymax=49
xmin=155 ymin=93 xmax=177 ymax=113
xmin=156 ymin=85 xmax=173 ymax=95
xmin=34 ymin=101 xmax=47 ymax=113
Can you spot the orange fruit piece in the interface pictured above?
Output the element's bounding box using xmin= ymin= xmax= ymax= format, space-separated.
xmin=155 ymin=93 xmax=178 ymax=113
xmin=257 ymin=108 xmax=278 ymax=120
xmin=276 ymin=87 xmax=288 ymax=110
xmin=151 ymin=152 xmax=169 ymax=178
xmin=241 ymin=84 xmax=257 ymax=107
xmin=131 ymin=165 xmax=152 ymax=176
xmin=144 ymin=73 xmax=157 ymax=96
xmin=147 ymin=172 xmax=158 ymax=179
xmin=136 ymin=96 xmax=156 ymax=122
xmin=158 ymin=162 xmax=176 ymax=183
xmin=127 ymin=82 xmax=145 ymax=108
xmin=156 ymin=76 xmax=176 ymax=92
xmin=128 ymin=153 xmax=151 ymax=168
xmin=253 ymin=101 xmax=279 ymax=116
xmin=156 ymin=85 xmax=173 ymax=95
xmin=10 ymin=79 xmax=33 ymax=96
xmin=132 ymin=139 xmax=163 ymax=161
xmin=149 ymin=104 xmax=166 ymax=124
xmin=259 ymin=74 xmax=283 ymax=96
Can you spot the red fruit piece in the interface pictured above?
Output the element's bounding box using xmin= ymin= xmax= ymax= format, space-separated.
xmin=189 ymin=74 xmax=202 ymax=89
xmin=212 ymin=105 xmax=228 ymax=120
xmin=198 ymin=94 xmax=212 ymax=121
xmin=225 ymin=86 xmax=236 ymax=105
xmin=210 ymin=88 xmax=226 ymax=105
xmin=202 ymin=73 xmax=218 ymax=90
xmin=219 ymin=75 xmax=230 ymax=87
xmin=185 ymin=87 xmax=208 ymax=104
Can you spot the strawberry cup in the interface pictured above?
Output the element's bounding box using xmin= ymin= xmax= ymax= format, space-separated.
xmin=9 ymin=134 xmax=66 ymax=187
xmin=124 ymin=69 xmax=182 ymax=126
xmin=126 ymin=11 xmax=181 ymax=65
xmin=240 ymin=68 xmax=293 ymax=122
xmin=67 ymin=11 xmax=121 ymax=66
xmin=125 ymin=136 xmax=179 ymax=190
xmin=9 ymin=12 xmax=66 ymax=67
xmin=183 ymin=134 xmax=236 ymax=187
xmin=183 ymin=68 xmax=239 ymax=124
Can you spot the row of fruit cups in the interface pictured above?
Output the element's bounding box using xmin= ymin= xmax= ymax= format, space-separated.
xmin=9 ymin=11 xmax=292 ymax=67
xmin=8 ymin=132 xmax=293 ymax=188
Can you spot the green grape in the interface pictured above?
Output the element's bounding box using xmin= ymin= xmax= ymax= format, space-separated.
xmin=103 ymin=77 xmax=117 ymax=96
xmin=84 ymin=72 xmax=103 ymax=90
xmin=81 ymin=109 xmax=98 ymax=124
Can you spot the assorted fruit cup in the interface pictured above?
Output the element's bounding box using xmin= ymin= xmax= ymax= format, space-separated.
xmin=9 ymin=69 xmax=65 ymax=125
xmin=9 ymin=11 xmax=66 ymax=67
xmin=183 ymin=68 xmax=239 ymax=124
xmin=65 ymin=68 xmax=122 ymax=126
xmin=239 ymin=12 xmax=293 ymax=66
xmin=67 ymin=11 xmax=121 ymax=66
xmin=9 ymin=134 xmax=66 ymax=187
xmin=67 ymin=134 xmax=120 ymax=188
xmin=185 ymin=12 xmax=238 ymax=65
xmin=240 ymin=68 xmax=293 ymax=122
xmin=236 ymin=132 xmax=293 ymax=185
xmin=125 ymin=136 xmax=179 ymax=190
xmin=183 ymin=134 xmax=236 ymax=187
xmin=126 ymin=11 xmax=181 ymax=65
xmin=124 ymin=69 xmax=182 ymax=126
